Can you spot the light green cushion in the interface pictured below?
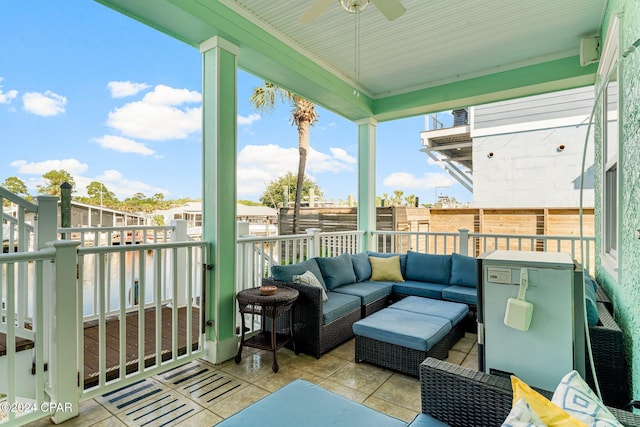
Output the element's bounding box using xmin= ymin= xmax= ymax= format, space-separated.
xmin=369 ymin=255 xmax=404 ymax=282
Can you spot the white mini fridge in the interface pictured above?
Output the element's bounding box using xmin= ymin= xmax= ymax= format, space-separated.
xmin=477 ymin=250 xmax=585 ymax=391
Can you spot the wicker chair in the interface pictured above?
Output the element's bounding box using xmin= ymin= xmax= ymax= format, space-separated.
xmin=262 ymin=278 xmax=361 ymax=359
xmin=420 ymin=358 xmax=640 ymax=427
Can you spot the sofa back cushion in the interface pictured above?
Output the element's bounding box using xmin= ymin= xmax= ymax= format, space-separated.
xmin=369 ymin=255 xmax=404 ymax=282
xmin=316 ymin=253 xmax=357 ymax=290
xmin=367 ymin=252 xmax=407 ymax=276
xmin=449 ymin=253 xmax=477 ymax=288
xmin=351 ymin=252 xmax=372 ymax=282
xmin=405 ymin=251 xmax=452 ymax=284
xmin=271 ymin=258 xmax=327 ymax=289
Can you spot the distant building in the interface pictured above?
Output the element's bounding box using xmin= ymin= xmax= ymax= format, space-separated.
xmin=421 ymin=86 xmax=595 ymax=208
xmin=156 ymin=202 xmax=278 ymax=237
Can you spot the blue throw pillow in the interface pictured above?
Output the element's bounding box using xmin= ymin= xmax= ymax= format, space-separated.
xmin=584 ymin=276 xmax=598 ymax=327
xmin=351 ymin=252 xmax=372 ymax=282
xmin=271 ymin=258 xmax=327 ymax=289
xmin=404 ymin=251 xmax=452 ymax=284
xmin=367 ymin=251 xmax=407 ymax=276
xmin=316 ymin=253 xmax=357 ymax=290
xmin=450 ymin=253 xmax=477 ymax=288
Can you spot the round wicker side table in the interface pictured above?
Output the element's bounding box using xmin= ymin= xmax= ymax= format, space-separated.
xmin=235 ymin=286 xmax=299 ymax=372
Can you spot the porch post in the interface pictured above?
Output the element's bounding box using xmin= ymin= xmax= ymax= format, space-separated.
xmin=356 ymin=118 xmax=377 ymax=251
xmin=170 ymin=219 xmax=188 ymax=307
xmin=35 ymin=195 xmax=58 ymax=250
xmin=50 ymin=240 xmax=80 ymax=424
xmin=200 ymin=36 xmax=239 ymax=363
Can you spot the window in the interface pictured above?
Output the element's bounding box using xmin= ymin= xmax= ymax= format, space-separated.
xmin=599 ymin=15 xmax=620 ymax=272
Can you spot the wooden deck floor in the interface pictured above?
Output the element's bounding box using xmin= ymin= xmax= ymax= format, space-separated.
xmin=83 ymin=306 xmax=201 ymax=389
xmin=1 ymin=306 xmax=201 ymax=390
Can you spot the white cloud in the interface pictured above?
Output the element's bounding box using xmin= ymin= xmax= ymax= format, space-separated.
xmin=383 ymin=172 xmax=455 ymax=189
xmin=141 ymin=84 xmax=201 ymax=105
xmin=107 ymin=81 xmax=150 ymax=98
xmin=107 ymin=84 xmax=201 ymax=141
xmin=22 ymin=90 xmax=67 ymax=116
xmin=0 ymin=77 xmax=18 ymax=104
xmin=238 ymin=113 xmax=260 ymax=126
xmin=10 ymin=158 xmax=88 ymax=175
xmin=94 ymin=135 xmax=155 ymax=156
xmin=328 ymin=147 xmax=356 ymax=164
xmin=236 ymin=144 xmax=355 ymax=196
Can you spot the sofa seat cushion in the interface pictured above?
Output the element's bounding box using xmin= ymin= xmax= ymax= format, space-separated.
xmin=215 ymin=379 xmax=407 ymax=427
xmin=331 ymin=281 xmax=394 ymax=305
xmin=442 ymin=285 xmax=477 ymax=305
xmin=353 ymin=309 xmax=451 ymax=352
xmin=393 ymin=281 xmax=448 ymax=299
xmin=390 ymin=296 xmax=468 ymax=327
xmin=323 ymin=292 xmax=361 ymax=325
xmin=272 ymin=258 xmax=326 ymax=288
xmin=408 ymin=413 xmax=451 ymax=427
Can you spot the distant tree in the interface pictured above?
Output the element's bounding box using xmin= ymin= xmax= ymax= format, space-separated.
xmin=37 ymin=170 xmax=75 ymax=196
xmin=250 ymin=81 xmax=318 ymax=234
xmin=392 ymin=190 xmax=404 ymax=206
xmin=86 ymin=181 xmax=117 ymax=206
xmin=150 ymin=214 xmax=165 ymax=226
xmin=404 ymin=194 xmax=417 ymax=207
xmin=2 ymin=176 xmax=31 ymax=203
xmin=238 ymin=199 xmax=263 ymax=206
xmin=259 ymin=172 xmax=323 ymax=209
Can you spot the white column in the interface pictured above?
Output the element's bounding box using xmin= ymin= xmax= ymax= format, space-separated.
xmin=356 ymin=118 xmax=377 ymax=251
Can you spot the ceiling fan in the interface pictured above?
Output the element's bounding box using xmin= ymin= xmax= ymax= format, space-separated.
xmin=300 ymin=0 xmax=406 ymax=23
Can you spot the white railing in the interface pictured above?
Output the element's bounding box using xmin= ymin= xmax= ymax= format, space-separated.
xmin=0 ymin=248 xmax=55 ymax=425
xmin=77 ymin=240 xmax=207 ymax=400
xmin=371 ymin=230 xmax=460 ymax=255
xmin=0 ymin=188 xmax=39 ymax=254
xmin=59 ymin=225 xmax=174 ymax=247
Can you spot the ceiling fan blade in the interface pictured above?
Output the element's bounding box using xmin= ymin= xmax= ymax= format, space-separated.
xmin=299 ymin=0 xmax=334 ymax=23
xmin=371 ymin=0 xmax=406 ymax=21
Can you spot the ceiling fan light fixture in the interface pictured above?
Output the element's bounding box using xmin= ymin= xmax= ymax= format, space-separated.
xmin=339 ymin=0 xmax=371 ymax=14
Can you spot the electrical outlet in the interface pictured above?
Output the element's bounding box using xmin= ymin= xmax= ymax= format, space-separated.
xmin=635 ymin=229 xmax=640 ymax=240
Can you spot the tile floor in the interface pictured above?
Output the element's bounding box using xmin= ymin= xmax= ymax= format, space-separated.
xmin=31 ymin=333 xmax=478 ymax=426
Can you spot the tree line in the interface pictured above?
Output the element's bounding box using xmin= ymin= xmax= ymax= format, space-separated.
xmin=1 ymin=171 xmax=196 ymax=213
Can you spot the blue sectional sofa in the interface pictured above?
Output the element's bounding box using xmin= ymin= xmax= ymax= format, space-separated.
xmin=262 ymin=250 xmax=478 ymax=359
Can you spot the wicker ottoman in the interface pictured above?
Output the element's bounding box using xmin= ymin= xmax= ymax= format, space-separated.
xmin=353 ymin=308 xmax=452 ymax=377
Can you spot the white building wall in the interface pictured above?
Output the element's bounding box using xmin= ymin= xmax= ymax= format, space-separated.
xmin=472 ymin=124 xmax=595 ymax=208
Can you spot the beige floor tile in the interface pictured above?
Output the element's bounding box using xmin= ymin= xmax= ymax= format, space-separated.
xmin=218 ymin=352 xmax=276 ymax=382
xmin=317 ymin=380 xmax=369 ymax=403
xmin=286 ymin=353 xmax=349 ymax=378
xmin=327 ymin=361 xmax=393 ymax=395
xmin=451 ymin=335 xmax=476 ymax=353
xmin=326 ymin=339 xmax=355 ymax=361
xmin=446 ymin=349 xmax=467 ymax=365
xmin=251 ymin=365 xmax=324 ymax=392
xmin=372 ymin=373 xmax=421 ymax=412
xmin=89 ymin=417 xmax=128 ymax=427
xmin=363 ymin=396 xmax=419 ymax=423
xmin=175 ymin=409 xmax=222 ymax=427
xmin=207 ymin=384 xmax=269 ymax=418
xmin=461 ymin=354 xmax=478 ymax=370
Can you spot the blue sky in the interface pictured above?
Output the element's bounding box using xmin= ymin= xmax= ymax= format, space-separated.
xmin=0 ymin=1 xmax=469 ymax=205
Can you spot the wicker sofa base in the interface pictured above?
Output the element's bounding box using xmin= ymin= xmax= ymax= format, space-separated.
xmin=355 ymin=334 xmax=449 ymax=377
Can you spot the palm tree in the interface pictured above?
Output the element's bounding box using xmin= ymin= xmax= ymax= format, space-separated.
xmin=250 ymin=82 xmax=319 ymax=234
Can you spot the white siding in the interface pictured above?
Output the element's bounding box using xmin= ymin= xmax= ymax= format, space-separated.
xmin=473 ymin=124 xmax=595 ymax=208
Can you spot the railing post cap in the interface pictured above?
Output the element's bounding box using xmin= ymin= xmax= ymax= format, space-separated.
xmin=458 ymin=228 xmax=470 ymax=232
xmin=50 ymin=240 xmax=81 ymax=249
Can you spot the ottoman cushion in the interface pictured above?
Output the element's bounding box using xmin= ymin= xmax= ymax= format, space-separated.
xmin=215 ymin=379 xmax=406 ymax=427
xmin=353 ymin=309 xmax=451 ymax=352
xmin=390 ymin=296 xmax=468 ymax=327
